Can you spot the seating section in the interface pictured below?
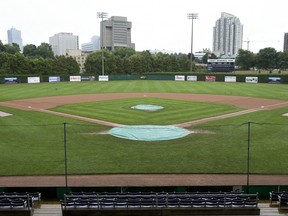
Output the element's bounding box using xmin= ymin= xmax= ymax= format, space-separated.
xmin=61 ymin=191 xmax=259 ymax=210
xmin=269 ymin=191 xmax=288 ymax=208
xmin=0 ymin=192 xmax=41 ymax=210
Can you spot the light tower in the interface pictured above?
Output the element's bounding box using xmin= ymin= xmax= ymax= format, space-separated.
xmin=187 ymin=13 xmax=198 ymax=72
xmin=97 ymin=12 xmax=108 ymax=76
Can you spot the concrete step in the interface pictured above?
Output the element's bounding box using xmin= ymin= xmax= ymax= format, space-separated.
xmin=33 ymin=204 xmax=62 ymax=216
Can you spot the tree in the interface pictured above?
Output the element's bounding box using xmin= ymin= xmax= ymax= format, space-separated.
xmin=36 ymin=43 xmax=54 ymax=58
xmin=256 ymin=47 xmax=278 ymax=70
xmin=23 ymin=43 xmax=54 ymax=58
xmin=114 ymin=47 xmax=136 ymax=59
xmin=4 ymin=43 xmax=20 ymax=54
xmin=52 ymin=56 xmax=79 ymax=75
xmin=84 ymin=50 xmax=103 ymax=75
xmin=23 ymin=44 xmax=37 ymax=57
xmin=235 ymin=49 xmax=256 ymax=70
xmin=277 ymin=51 xmax=288 ymax=70
xmin=0 ymin=40 xmax=5 ymax=52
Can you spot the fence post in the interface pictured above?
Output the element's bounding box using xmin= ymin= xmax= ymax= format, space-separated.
xmin=247 ymin=121 xmax=251 ymax=194
xmin=64 ymin=122 xmax=68 ymax=194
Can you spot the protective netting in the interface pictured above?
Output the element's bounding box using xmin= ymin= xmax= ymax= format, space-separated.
xmin=131 ymin=104 xmax=164 ymax=111
xmin=109 ymin=125 xmax=189 ymax=141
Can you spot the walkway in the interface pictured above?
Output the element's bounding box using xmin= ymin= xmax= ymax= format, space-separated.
xmin=32 ymin=202 xmax=288 ymax=216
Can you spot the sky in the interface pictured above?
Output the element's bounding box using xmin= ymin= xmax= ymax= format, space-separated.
xmin=0 ymin=0 xmax=287 ymax=54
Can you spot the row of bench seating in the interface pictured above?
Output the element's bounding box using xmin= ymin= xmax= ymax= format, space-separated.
xmin=0 ymin=192 xmax=41 ymax=216
xmin=61 ymin=191 xmax=259 ymax=210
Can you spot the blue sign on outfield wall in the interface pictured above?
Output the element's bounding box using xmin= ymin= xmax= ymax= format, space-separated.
xmin=268 ymin=77 xmax=281 ymax=84
xmin=4 ymin=77 xmax=18 ymax=84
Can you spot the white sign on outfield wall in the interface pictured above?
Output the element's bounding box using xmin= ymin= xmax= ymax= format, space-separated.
xmin=70 ymin=76 xmax=81 ymax=82
xmin=49 ymin=76 xmax=60 ymax=82
xmin=187 ymin=76 xmax=197 ymax=81
xmin=175 ymin=75 xmax=185 ymax=81
xmin=98 ymin=75 xmax=109 ymax=81
xmin=27 ymin=77 xmax=40 ymax=84
xmin=225 ymin=76 xmax=237 ymax=83
xmin=245 ymin=77 xmax=258 ymax=83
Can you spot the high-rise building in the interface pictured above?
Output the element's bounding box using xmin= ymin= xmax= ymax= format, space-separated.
xmin=81 ymin=36 xmax=100 ymax=53
xmin=213 ymin=12 xmax=243 ymax=58
xmin=283 ymin=33 xmax=288 ymax=52
xmin=7 ymin=27 xmax=23 ymax=52
xmin=100 ymin=16 xmax=135 ymax=51
xmin=49 ymin=32 xmax=79 ymax=56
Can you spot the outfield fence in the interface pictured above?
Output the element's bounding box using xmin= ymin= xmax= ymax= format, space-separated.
xmin=0 ymin=122 xmax=287 ymax=176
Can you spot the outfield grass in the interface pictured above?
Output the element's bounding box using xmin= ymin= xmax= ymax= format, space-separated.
xmin=0 ymin=81 xmax=288 ymax=176
xmin=1 ymin=80 xmax=288 ymax=101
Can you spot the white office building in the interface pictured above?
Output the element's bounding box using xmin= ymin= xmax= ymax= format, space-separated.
xmin=81 ymin=36 xmax=100 ymax=53
xmin=7 ymin=27 xmax=23 ymax=52
xmin=213 ymin=12 xmax=243 ymax=58
xmin=49 ymin=32 xmax=79 ymax=56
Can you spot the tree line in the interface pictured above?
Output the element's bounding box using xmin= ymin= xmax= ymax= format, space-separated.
xmin=1 ymin=39 xmax=287 ymax=75
xmin=236 ymin=47 xmax=288 ymax=71
xmin=84 ymin=48 xmax=192 ymax=75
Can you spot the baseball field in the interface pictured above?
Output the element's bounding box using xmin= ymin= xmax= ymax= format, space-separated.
xmin=0 ymin=80 xmax=288 ymax=177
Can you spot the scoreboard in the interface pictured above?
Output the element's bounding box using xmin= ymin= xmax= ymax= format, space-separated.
xmin=207 ymin=59 xmax=235 ymax=72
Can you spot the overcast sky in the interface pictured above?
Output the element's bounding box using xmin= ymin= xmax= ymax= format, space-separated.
xmin=0 ymin=0 xmax=287 ymax=54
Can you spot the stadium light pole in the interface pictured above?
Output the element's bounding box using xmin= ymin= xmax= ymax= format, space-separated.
xmin=97 ymin=12 xmax=108 ymax=76
xmin=187 ymin=13 xmax=198 ymax=72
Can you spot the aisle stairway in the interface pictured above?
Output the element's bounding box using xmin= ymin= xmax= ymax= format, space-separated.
xmin=32 ymin=202 xmax=288 ymax=216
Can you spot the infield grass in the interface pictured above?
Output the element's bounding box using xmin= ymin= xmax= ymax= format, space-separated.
xmin=51 ymin=97 xmax=241 ymax=125
xmin=0 ymin=81 xmax=288 ymax=176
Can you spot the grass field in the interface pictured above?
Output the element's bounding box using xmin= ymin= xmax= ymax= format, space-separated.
xmin=0 ymin=81 xmax=288 ymax=176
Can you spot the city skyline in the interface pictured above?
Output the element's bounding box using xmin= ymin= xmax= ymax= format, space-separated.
xmin=0 ymin=0 xmax=287 ymax=54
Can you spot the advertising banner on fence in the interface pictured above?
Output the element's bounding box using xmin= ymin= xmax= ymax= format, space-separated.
xmin=245 ymin=77 xmax=258 ymax=83
xmin=187 ymin=76 xmax=197 ymax=81
xmin=81 ymin=76 xmax=95 ymax=81
xmin=98 ymin=75 xmax=109 ymax=81
xmin=175 ymin=75 xmax=185 ymax=81
xmin=205 ymin=76 xmax=216 ymax=82
xmin=4 ymin=77 xmax=18 ymax=84
xmin=49 ymin=76 xmax=60 ymax=83
xmin=70 ymin=76 xmax=81 ymax=82
xmin=225 ymin=76 xmax=237 ymax=82
xmin=28 ymin=77 xmax=40 ymax=84
xmin=268 ymin=77 xmax=281 ymax=84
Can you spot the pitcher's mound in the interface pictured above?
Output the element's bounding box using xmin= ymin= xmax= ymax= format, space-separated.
xmin=109 ymin=125 xmax=189 ymax=141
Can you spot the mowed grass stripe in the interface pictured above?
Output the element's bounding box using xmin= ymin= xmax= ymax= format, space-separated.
xmin=52 ymin=98 xmax=241 ymax=125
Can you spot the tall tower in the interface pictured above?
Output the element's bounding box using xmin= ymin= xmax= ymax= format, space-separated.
xmin=100 ymin=16 xmax=135 ymax=51
xmin=283 ymin=33 xmax=288 ymax=52
xmin=213 ymin=12 xmax=243 ymax=58
xmin=7 ymin=27 xmax=23 ymax=52
xmin=49 ymin=32 xmax=79 ymax=56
